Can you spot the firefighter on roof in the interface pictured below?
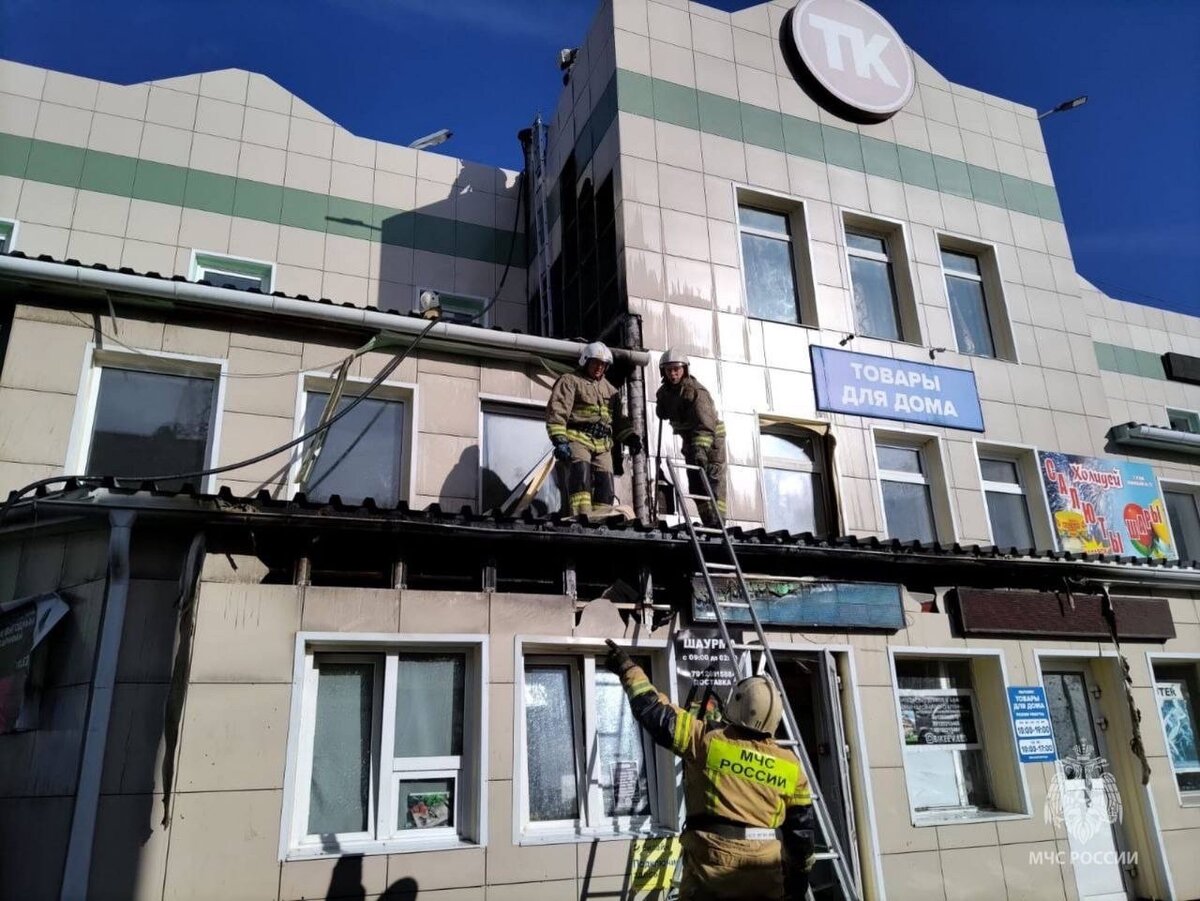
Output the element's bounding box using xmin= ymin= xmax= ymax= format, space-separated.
xmin=604 ymin=640 xmax=816 ymax=900
xmin=545 ymin=341 xmax=642 ymax=516
xmin=656 ymin=349 xmax=726 ymax=527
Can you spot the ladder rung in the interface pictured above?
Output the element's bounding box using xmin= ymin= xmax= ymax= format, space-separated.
xmin=704 ymin=562 xmax=737 ymax=570
xmin=681 ymin=492 xmax=711 ymax=500
xmin=813 ymin=851 xmax=840 ymax=861
xmin=717 ymin=601 xmax=751 ymax=609
xmin=693 ymin=526 xmax=724 ymax=534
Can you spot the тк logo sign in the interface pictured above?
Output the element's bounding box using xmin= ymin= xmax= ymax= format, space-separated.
xmin=787 ymin=0 xmax=915 ymax=121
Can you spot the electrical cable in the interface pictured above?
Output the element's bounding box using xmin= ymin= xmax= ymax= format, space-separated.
xmin=1 ymin=174 xmax=526 ymax=520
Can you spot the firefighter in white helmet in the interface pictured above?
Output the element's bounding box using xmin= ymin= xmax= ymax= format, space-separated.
xmin=656 ymin=349 xmax=726 ymax=527
xmin=545 ymin=342 xmax=642 ymax=516
xmin=605 ymin=640 xmax=816 ymax=899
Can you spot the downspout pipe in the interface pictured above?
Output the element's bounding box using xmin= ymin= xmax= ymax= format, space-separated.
xmin=623 ymin=313 xmax=651 ymax=521
xmin=60 ymin=510 xmax=135 ymax=901
xmin=0 ymin=255 xmax=652 ymax=368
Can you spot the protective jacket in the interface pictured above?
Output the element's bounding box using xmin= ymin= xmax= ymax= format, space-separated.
xmin=619 ymin=663 xmax=815 ymax=899
xmin=655 ymin=375 xmax=722 ymax=451
xmin=546 ymin=369 xmax=633 ymax=453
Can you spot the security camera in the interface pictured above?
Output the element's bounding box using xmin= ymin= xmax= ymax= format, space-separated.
xmin=558 ymin=48 xmax=579 ymax=71
xmin=418 ymin=289 xmax=442 ymax=320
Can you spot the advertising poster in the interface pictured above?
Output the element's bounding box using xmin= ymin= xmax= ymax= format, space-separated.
xmin=0 ymin=593 xmax=69 ymax=735
xmin=1156 ymin=682 xmax=1200 ymax=777
xmin=900 ymin=693 xmax=979 ymax=746
xmin=1039 ymin=452 xmax=1175 ymax=558
xmin=673 ymin=628 xmax=739 ymax=721
xmin=1007 ymin=686 xmax=1058 ymax=763
xmin=405 ymin=791 xmax=451 ymax=829
xmin=630 ymin=837 xmax=682 ymax=892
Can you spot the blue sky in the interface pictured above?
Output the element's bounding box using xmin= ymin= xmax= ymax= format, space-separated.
xmin=3 ymin=0 xmax=1197 ymax=314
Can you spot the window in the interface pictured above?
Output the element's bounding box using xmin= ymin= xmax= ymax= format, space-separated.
xmin=1167 ymin=408 xmax=1200 ymax=434
xmin=415 ymin=288 xmax=491 ymax=327
xmin=286 ymin=637 xmax=486 ymax=857
xmin=737 ymin=198 xmax=819 ymax=325
xmin=876 ymin=441 xmax=939 ymax=542
xmin=1152 ymin=661 xmax=1200 ymax=797
xmin=895 ymin=657 xmax=993 ymax=816
xmin=1165 ymin=488 xmax=1200 ymax=562
xmin=845 ymin=231 xmax=910 ymax=344
xmin=481 ymin=404 xmax=562 ymax=516
xmin=520 ymin=647 xmax=669 ymax=839
xmin=75 ymin=353 xmax=222 ymax=491
xmin=297 ymin=381 xmax=411 ymax=506
xmin=0 ymin=219 xmax=17 ymax=253
xmin=979 ymin=455 xmax=1035 ymax=549
xmin=760 ymin=427 xmax=828 ymax=536
xmin=190 ymin=251 xmax=274 ymax=292
xmin=941 ymin=250 xmax=995 ymax=358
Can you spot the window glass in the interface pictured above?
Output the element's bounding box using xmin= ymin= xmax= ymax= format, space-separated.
xmin=199 ymin=268 xmax=267 ymax=291
xmin=946 ymin=274 xmax=996 ymax=358
xmin=303 ymin=391 xmax=406 ymax=506
xmin=877 ymin=445 xmax=922 ymax=475
xmin=985 ymin=491 xmax=1035 ymax=548
xmin=881 ymin=481 xmax=936 ymax=543
xmin=1154 ymin=664 xmax=1200 ymax=794
xmin=309 ymin=659 xmax=375 ymax=835
xmin=764 ymin=468 xmax=824 ymax=535
xmin=760 ymin=432 xmax=817 ymax=464
xmin=524 ymin=665 xmax=580 ymax=822
xmin=594 ymin=668 xmax=651 ymax=817
xmin=980 ymin=458 xmax=1020 ymax=484
xmin=394 ymin=654 xmax=465 ymax=758
xmin=482 ymin=410 xmax=563 ymax=516
xmin=1165 ymin=491 xmax=1200 ymax=562
xmin=87 ymin=367 xmax=215 ymax=489
xmin=846 ymin=231 xmax=886 ymax=255
xmin=1043 ymin=673 xmax=1094 ymax=769
xmin=739 ymin=206 xmax=790 ymax=235
xmin=849 ymin=255 xmax=901 ymax=341
xmin=941 ymin=250 xmax=980 ymax=276
xmin=741 ymin=231 xmax=800 ymax=324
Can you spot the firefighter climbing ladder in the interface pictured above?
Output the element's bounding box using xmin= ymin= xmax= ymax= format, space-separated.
xmin=665 ymin=459 xmax=863 ymax=901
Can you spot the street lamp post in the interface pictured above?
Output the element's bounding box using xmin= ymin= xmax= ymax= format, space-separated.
xmin=1038 ymin=95 xmax=1088 ymax=120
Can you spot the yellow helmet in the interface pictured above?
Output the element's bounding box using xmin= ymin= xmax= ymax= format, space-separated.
xmin=724 ymin=675 xmax=783 ymax=734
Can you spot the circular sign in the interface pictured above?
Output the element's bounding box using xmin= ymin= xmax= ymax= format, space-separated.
xmin=788 ymin=0 xmax=915 ymax=121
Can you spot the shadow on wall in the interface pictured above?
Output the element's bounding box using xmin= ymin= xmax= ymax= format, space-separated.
xmin=324 ymin=854 xmax=419 ymax=900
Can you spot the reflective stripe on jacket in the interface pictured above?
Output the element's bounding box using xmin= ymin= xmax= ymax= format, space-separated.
xmin=546 ymin=368 xmax=633 ymax=451
xmin=619 ymin=663 xmax=812 ymax=829
xmin=655 ymin=376 xmax=722 ymax=448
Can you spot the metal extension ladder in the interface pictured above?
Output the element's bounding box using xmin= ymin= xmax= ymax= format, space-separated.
xmin=665 ymin=458 xmax=863 ymax=901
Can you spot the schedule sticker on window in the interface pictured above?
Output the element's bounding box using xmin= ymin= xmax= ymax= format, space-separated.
xmin=1008 ymin=686 xmax=1057 ymax=763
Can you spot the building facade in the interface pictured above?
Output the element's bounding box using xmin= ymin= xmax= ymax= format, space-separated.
xmin=1 ymin=1 xmax=1199 ymax=900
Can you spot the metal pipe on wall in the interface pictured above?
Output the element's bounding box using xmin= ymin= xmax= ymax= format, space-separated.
xmin=623 ymin=313 xmax=651 ymax=521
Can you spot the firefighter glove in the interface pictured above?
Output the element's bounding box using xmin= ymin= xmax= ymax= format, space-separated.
xmin=552 ymin=437 xmax=573 ymax=462
xmin=603 ymin=639 xmax=634 ymax=676
xmin=624 ymin=433 xmax=643 ymax=455
xmin=689 ymin=445 xmax=710 ymax=468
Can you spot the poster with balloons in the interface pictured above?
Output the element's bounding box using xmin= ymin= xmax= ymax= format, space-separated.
xmin=1038 ymin=451 xmax=1175 ymax=558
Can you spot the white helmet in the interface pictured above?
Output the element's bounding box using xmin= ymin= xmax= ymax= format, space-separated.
xmin=724 ymin=675 xmax=783 ymax=734
xmin=659 ymin=348 xmax=689 ymax=372
xmin=579 ymin=341 xmax=613 ymax=367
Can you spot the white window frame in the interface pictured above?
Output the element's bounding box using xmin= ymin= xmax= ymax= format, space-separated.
xmin=188 ymin=249 xmax=276 ymax=292
xmin=758 ymin=424 xmax=829 ymax=536
xmin=839 ymin=208 xmax=922 ymax=345
xmin=871 ymin=429 xmax=957 ymax=543
xmin=936 ymin=231 xmax=1018 ymax=363
xmin=513 ymin=637 xmax=679 ymax=845
xmin=280 ymin=633 xmax=489 ymax=861
xmin=1161 ymin=479 xmax=1200 ymax=563
xmin=63 ymin=344 xmax=227 ymax=494
xmin=478 ymin=395 xmax=553 ymax=513
xmin=1166 ymin=407 xmax=1200 ymax=434
xmin=414 ymin=286 xmax=492 ymax=327
xmin=732 ymin=184 xmax=820 ymax=328
xmin=0 ymin=218 xmax=19 ymax=253
xmin=288 ymin=371 xmax=418 ymax=506
xmin=973 ymin=441 xmax=1054 ymax=550
xmin=1146 ymin=651 xmax=1200 ymax=807
xmin=889 ymin=647 xmax=1031 ymax=827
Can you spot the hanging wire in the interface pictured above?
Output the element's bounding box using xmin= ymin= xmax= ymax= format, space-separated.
xmin=1 ymin=173 xmax=526 ymax=520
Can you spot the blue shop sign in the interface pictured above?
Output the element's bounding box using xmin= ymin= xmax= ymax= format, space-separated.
xmin=811 ymin=346 xmax=985 ymax=431
xmin=1007 ymin=686 xmax=1057 ymax=763
xmin=693 ymin=579 xmax=904 ymax=630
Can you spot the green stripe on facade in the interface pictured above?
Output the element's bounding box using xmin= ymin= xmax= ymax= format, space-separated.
xmin=1093 ymin=341 xmax=1166 ymax=380
xmin=0 ymin=134 xmax=524 ymax=266
xmin=612 ymin=69 xmax=1064 ymax=224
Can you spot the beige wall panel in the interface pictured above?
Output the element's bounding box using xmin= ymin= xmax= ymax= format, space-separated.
xmin=279 ymin=854 xmax=389 ymax=901
xmin=90 ymin=794 xmax=171 ymax=901
xmin=174 ymin=683 xmax=291 ymax=791
xmin=870 ymin=766 xmax=938 ymax=854
xmin=398 ymin=590 xmax=489 ymax=636
xmin=382 ymin=846 xmax=484 ymax=892
xmin=162 ymin=789 xmax=283 ymax=901
xmin=487 ymin=593 xmax=575 ymax=683
xmin=998 ymin=841 xmax=1069 ymax=901
xmin=880 ymin=849 xmax=946 ymax=901
xmin=190 ymin=583 xmax=302 ymax=683
xmin=1163 ymin=827 xmax=1200 ymax=901
xmin=484 ymin=780 xmax=576 ymax=885
xmin=0 ymin=385 xmax=76 ymax=467
xmin=301 ymin=586 xmax=400 ymax=633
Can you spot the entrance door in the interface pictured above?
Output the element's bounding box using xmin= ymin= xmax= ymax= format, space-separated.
xmin=1042 ymin=665 xmax=1131 ymax=901
xmin=756 ymin=650 xmax=860 ymax=900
